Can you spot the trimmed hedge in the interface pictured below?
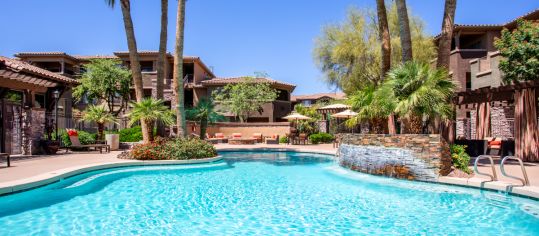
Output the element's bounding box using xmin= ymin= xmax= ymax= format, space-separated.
xmin=127 ymin=137 xmax=217 ymax=160
xmin=308 ymin=133 xmax=334 ymax=144
xmin=279 ymin=136 xmax=289 ymax=144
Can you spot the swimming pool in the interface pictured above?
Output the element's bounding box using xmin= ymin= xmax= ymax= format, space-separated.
xmin=0 ymin=151 xmax=538 ymax=235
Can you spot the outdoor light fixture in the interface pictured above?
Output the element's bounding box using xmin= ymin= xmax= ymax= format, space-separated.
xmin=53 ymin=90 xmax=60 ymax=142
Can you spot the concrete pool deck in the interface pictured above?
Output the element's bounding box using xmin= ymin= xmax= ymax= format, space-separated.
xmin=0 ymin=144 xmax=538 ymax=199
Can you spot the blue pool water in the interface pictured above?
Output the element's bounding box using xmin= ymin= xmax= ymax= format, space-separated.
xmin=0 ymin=151 xmax=538 ymax=235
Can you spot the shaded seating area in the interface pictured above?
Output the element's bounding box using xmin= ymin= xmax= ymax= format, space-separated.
xmin=453 ymin=80 xmax=539 ymax=161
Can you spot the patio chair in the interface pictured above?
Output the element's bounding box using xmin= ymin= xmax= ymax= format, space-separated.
xmin=252 ymin=133 xmax=263 ymax=143
xmin=65 ymin=129 xmax=110 ymax=153
xmin=297 ymin=133 xmax=308 ymax=145
xmin=265 ymin=135 xmax=279 ymax=145
xmin=486 ymin=137 xmax=502 ymax=156
xmin=231 ymin=133 xmax=242 ymax=139
xmin=208 ymin=133 xmax=228 ymax=144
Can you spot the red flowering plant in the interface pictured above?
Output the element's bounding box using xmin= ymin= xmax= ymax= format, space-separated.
xmin=66 ymin=129 xmax=78 ymax=137
xmin=128 ymin=137 xmax=217 ymax=160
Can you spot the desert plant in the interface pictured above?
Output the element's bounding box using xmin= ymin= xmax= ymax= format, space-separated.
xmin=186 ymin=97 xmax=225 ymax=139
xmin=81 ymin=105 xmax=118 ymax=141
xmin=128 ymin=137 xmax=217 ymax=160
xmin=126 ymin=98 xmax=175 ymax=143
xmin=450 ymin=144 xmax=471 ymax=174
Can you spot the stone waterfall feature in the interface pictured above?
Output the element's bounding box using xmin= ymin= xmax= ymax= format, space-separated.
xmin=338 ymin=134 xmax=451 ymax=182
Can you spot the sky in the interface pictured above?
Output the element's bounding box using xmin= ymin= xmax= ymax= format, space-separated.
xmin=1 ymin=1 xmax=538 ymax=95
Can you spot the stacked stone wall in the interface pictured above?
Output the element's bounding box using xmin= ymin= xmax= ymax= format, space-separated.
xmin=338 ymin=134 xmax=451 ymax=182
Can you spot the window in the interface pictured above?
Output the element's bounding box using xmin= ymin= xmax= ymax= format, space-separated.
xmin=140 ymin=61 xmax=154 ymax=72
xmin=302 ymin=100 xmax=312 ymax=107
xmin=466 ymin=72 xmax=472 ymax=91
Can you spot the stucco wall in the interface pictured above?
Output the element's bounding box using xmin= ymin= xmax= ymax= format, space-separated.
xmin=338 ymin=134 xmax=451 ymax=182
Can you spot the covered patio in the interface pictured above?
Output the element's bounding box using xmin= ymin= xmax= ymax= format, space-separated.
xmin=453 ymin=80 xmax=539 ymax=162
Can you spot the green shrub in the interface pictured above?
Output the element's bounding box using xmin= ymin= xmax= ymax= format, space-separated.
xmin=50 ymin=130 xmax=97 ymax=146
xmin=308 ymin=133 xmax=334 ymax=144
xmin=106 ymin=126 xmax=159 ymax=142
xmin=450 ymin=144 xmax=471 ymax=174
xmin=279 ymin=136 xmax=288 ymax=144
xmin=128 ymin=137 xmax=217 ymax=160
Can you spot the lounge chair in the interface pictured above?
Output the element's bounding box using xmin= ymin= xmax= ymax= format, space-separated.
xmin=486 ymin=137 xmax=502 ymax=155
xmin=65 ymin=129 xmax=110 ymax=153
xmin=208 ymin=133 xmax=228 ymax=144
xmin=265 ymin=135 xmax=279 ymax=145
xmin=252 ymin=133 xmax=263 ymax=143
xmin=231 ymin=133 xmax=242 ymax=139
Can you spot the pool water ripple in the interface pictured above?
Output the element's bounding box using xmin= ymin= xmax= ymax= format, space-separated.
xmin=0 ymin=151 xmax=537 ymax=235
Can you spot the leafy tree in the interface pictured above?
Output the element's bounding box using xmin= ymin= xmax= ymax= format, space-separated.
xmin=495 ymin=20 xmax=539 ymax=83
xmin=126 ymin=98 xmax=175 ymax=142
xmin=381 ymin=61 xmax=456 ymax=133
xmin=294 ymin=104 xmax=322 ymax=134
xmin=313 ymin=4 xmax=436 ymax=94
xmin=73 ymin=59 xmax=131 ymax=116
xmin=212 ymin=77 xmax=278 ymax=123
xmin=186 ymin=97 xmax=226 ymax=138
xmin=81 ymin=105 xmax=118 ymax=141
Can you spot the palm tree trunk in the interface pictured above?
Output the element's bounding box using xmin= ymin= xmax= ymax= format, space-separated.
xmin=437 ymin=0 xmax=457 ymax=68
xmin=118 ymin=0 xmax=150 ymax=143
xmin=404 ymin=116 xmax=423 ymax=134
xmin=376 ymin=0 xmax=391 ymax=81
xmin=156 ymin=0 xmax=168 ymax=137
xmin=98 ymin=123 xmax=105 ymax=141
xmin=145 ymin=120 xmax=154 ymax=142
xmin=200 ymin=117 xmax=208 ymax=139
xmin=437 ymin=0 xmax=457 ymax=142
xmin=173 ymin=0 xmax=187 ymax=137
xmin=395 ymin=0 xmax=413 ymax=62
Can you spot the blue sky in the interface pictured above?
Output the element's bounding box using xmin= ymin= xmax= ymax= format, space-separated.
xmin=1 ymin=1 xmax=538 ymax=95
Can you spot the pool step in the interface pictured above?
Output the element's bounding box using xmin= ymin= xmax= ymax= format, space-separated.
xmin=483 ymin=192 xmax=511 ymax=209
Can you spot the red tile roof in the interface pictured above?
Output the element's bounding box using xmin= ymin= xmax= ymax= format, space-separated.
xmin=0 ymin=56 xmax=78 ymax=85
xmin=291 ymin=92 xmax=346 ymax=102
xmin=201 ymin=77 xmax=296 ymax=90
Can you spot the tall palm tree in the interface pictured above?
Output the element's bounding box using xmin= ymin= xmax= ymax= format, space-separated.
xmin=156 ymin=0 xmax=169 ymax=137
xmin=437 ymin=0 xmax=457 ymax=68
xmin=186 ymin=97 xmax=225 ymax=138
xmin=173 ymin=0 xmax=187 ymax=137
xmin=348 ymin=83 xmax=395 ymax=134
xmin=383 ymin=61 xmax=456 ymax=134
xmin=81 ymin=105 xmax=118 ymax=141
xmin=105 ymin=0 xmax=151 ymax=143
xmin=395 ymin=0 xmax=413 ymax=62
xmin=126 ymin=98 xmax=175 ymax=142
xmin=375 ymin=0 xmax=396 ymax=134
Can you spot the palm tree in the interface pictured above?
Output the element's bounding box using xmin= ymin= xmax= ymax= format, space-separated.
xmin=395 ymin=0 xmax=413 ymax=62
xmin=375 ymin=0 xmax=396 ymax=134
xmin=347 ymin=83 xmax=395 ymax=134
xmin=105 ymin=0 xmax=151 ymax=143
xmin=156 ymin=0 xmax=169 ymax=137
xmin=186 ymin=98 xmax=225 ymax=138
xmin=437 ymin=0 xmax=457 ymax=68
xmin=383 ymin=61 xmax=456 ymax=133
xmin=126 ymin=98 xmax=175 ymax=142
xmin=81 ymin=105 xmax=118 ymax=141
xmin=173 ymin=0 xmax=187 ymax=137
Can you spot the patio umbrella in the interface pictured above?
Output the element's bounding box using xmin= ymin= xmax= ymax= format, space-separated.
xmin=331 ymin=109 xmax=358 ymax=133
xmin=283 ymin=112 xmax=311 ymax=132
xmin=331 ymin=109 xmax=358 ymax=119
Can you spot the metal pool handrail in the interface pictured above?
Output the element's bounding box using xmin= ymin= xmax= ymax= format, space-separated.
xmin=500 ymin=156 xmax=530 ymax=186
xmin=474 ymin=155 xmax=498 ymax=181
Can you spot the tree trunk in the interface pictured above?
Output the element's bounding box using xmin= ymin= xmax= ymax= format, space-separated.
xmin=403 ymin=116 xmax=423 ymax=134
xmin=173 ymin=0 xmax=187 ymax=137
xmin=97 ymin=123 xmax=104 ymax=141
xmin=437 ymin=0 xmax=457 ymax=143
xmin=156 ymin=0 xmax=168 ymax=137
xmin=376 ymin=0 xmax=391 ymax=82
xmin=145 ymin=120 xmax=154 ymax=142
xmin=199 ymin=117 xmax=208 ymax=139
xmin=119 ymin=0 xmax=150 ymax=143
xmin=395 ymin=0 xmax=413 ymax=62
xmin=437 ymin=0 xmax=457 ymax=69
